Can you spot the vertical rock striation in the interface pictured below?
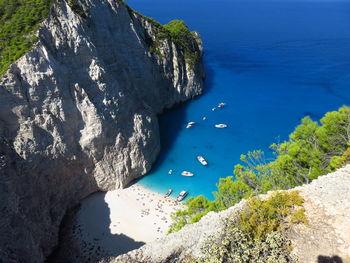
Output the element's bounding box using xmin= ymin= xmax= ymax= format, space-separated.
xmin=0 ymin=0 xmax=204 ymax=261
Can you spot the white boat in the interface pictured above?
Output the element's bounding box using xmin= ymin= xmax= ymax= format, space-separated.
xmin=168 ymin=169 xmax=173 ymax=175
xmin=218 ymin=102 xmax=226 ymax=108
xmin=164 ymin=189 xmax=173 ymax=197
xmin=197 ymin=156 xmax=208 ymax=166
xmin=212 ymin=107 xmax=216 ymax=111
xmin=186 ymin=121 xmax=196 ymax=128
xmin=177 ymin=190 xmax=188 ymax=201
xmin=202 ymin=117 xmax=206 ymax=120
xmin=215 ymin=124 xmax=227 ymax=128
xmin=181 ymin=171 xmax=194 ymax=177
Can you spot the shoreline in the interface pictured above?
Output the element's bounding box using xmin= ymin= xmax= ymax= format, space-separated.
xmin=104 ymin=183 xmax=184 ymax=242
xmin=65 ymin=183 xmax=185 ymax=259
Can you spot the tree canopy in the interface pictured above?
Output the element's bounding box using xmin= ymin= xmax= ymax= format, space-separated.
xmin=0 ymin=0 xmax=53 ymax=75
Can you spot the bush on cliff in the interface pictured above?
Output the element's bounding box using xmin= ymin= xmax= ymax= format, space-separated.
xmin=188 ymin=191 xmax=307 ymax=263
xmin=169 ymin=106 xmax=350 ymax=233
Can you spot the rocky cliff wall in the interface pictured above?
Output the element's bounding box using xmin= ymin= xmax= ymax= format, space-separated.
xmin=0 ymin=0 xmax=204 ymax=262
xmin=108 ymin=166 xmax=350 ymax=263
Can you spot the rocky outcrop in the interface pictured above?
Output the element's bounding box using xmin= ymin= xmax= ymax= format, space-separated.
xmin=0 ymin=0 xmax=204 ymax=261
xmin=107 ymin=166 xmax=350 ymax=263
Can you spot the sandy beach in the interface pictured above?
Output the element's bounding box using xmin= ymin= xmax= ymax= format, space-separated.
xmin=68 ymin=184 xmax=184 ymax=258
xmin=105 ymin=184 xmax=183 ymax=241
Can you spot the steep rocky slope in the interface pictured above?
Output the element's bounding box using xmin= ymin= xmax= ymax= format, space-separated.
xmin=0 ymin=0 xmax=204 ymax=262
xmin=107 ymin=165 xmax=350 ymax=263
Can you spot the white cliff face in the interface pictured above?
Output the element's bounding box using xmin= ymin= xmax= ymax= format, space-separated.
xmin=0 ymin=0 xmax=204 ymax=261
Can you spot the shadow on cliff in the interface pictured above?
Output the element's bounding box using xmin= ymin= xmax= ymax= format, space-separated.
xmin=47 ymin=192 xmax=144 ymax=262
xmin=150 ymin=58 xmax=215 ymax=172
xmin=318 ymin=255 xmax=344 ymax=263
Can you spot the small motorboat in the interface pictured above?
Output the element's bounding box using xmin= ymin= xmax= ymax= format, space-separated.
xmin=197 ymin=156 xmax=208 ymax=166
xmin=186 ymin=121 xmax=196 ymax=128
xmin=218 ymin=102 xmax=226 ymax=108
xmin=215 ymin=124 xmax=227 ymax=128
xmin=181 ymin=171 xmax=194 ymax=177
xmin=212 ymin=107 xmax=216 ymax=111
xmin=164 ymin=189 xmax=173 ymax=197
xmin=202 ymin=117 xmax=206 ymax=120
xmin=168 ymin=169 xmax=173 ymax=175
xmin=177 ymin=190 xmax=188 ymax=201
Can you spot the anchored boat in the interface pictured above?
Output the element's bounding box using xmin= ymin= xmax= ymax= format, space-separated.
xmin=181 ymin=171 xmax=194 ymax=177
xmin=177 ymin=190 xmax=188 ymax=201
xmin=197 ymin=156 xmax=208 ymax=166
xmin=164 ymin=189 xmax=173 ymax=197
xmin=186 ymin=121 xmax=196 ymax=128
xmin=215 ymin=124 xmax=227 ymax=128
xmin=218 ymin=102 xmax=226 ymax=108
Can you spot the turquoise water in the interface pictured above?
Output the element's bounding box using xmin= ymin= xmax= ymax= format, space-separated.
xmin=129 ymin=0 xmax=350 ymax=199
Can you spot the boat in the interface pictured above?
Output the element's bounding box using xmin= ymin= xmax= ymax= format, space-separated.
xmin=168 ymin=169 xmax=173 ymax=175
xmin=186 ymin=121 xmax=196 ymax=128
xmin=218 ymin=102 xmax=226 ymax=108
xmin=215 ymin=124 xmax=227 ymax=128
xmin=212 ymin=107 xmax=216 ymax=111
xmin=181 ymin=171 xmax=194 ymax=177
xmin=202 ymin=117 xmax=206 ymax=120
xmin=177 ymin=190 xmax=188 ymax=201
xmin=164 ymin=189 xmax=173 ymax=197
xmin=197 ymin=156 xmax=208 ymax=166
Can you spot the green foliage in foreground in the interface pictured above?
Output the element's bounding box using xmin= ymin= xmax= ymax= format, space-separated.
xmin=187 ymin=191 xmax=306 ymax=263
xmin=237 ymin=191 xmax=308 ymax=240
xmin=0 ymin=0 xmax=53 ymax=75
xmin=169 ymin=106 xmax=350 ymax=233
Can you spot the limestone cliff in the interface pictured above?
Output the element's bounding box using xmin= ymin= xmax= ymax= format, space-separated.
xmin=0 ymin=0 xmax=204 ymax=261
xmin=108 ymin=166 xmax=350 ymax=263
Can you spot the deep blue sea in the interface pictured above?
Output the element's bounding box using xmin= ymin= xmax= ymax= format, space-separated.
xmin=128 ymin=0 xmax=350 ymax=200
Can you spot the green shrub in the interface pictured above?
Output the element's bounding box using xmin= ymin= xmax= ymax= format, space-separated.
xmin=237 ymin=191 xmax=308 ymax=240
xmin=189 ymin=191 xmax=306 ymax=263
xmin=197 ymin=229 xmax=296 ymax=263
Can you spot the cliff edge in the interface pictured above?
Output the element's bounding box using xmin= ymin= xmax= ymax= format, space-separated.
xmin=0 ymin=0 xmax=204 ymax=262
xmin=108 ymin=165 xmax=350 ymax=263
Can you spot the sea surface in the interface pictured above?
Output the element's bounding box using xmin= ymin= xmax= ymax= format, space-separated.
xmin=128 ymin=0 xmax=350 ymax=199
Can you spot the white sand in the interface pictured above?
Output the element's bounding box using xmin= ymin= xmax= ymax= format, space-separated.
xmin=73 ymin=184 xmax=184 ymax=257
xmin=105 ymin=184 xmax=183 ymax=242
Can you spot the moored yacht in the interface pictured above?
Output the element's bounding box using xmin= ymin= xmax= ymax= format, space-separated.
xmin=164 ymin=189 xmax=173 ymax=197
xmin=181 ymin=171 xmax=194 ymax=176
xmin=186 ymin=121 xmax=196 ymax=128
xmin=177 ymin=190 xmax=188 ymax=201
xmin=215 ymin=124 xmax=227 ymax=128
xmin=218 ymin=102 xmax=226 ymax=108
xmin=197 ymin=156 xmax=208 ymax=166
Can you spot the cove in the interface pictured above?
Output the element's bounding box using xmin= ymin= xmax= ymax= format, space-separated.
xmin=128 ymin=0 xmax=350 ymax=199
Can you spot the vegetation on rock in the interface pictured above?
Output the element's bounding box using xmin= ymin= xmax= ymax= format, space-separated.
xmin=169 ymin=106 xmax=350 ymax=233
xmin=0 ymin=0 xmax=199 ymax=76
xmin=0 ymin=0 xmax=53 ymax=75
xmin=67 ymin=0 xmax=87 ymax=18
xmin=127 ymin=3 xmax=200 ymax=66
xmin=188 ymin=191 xmax=307 ymax=263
